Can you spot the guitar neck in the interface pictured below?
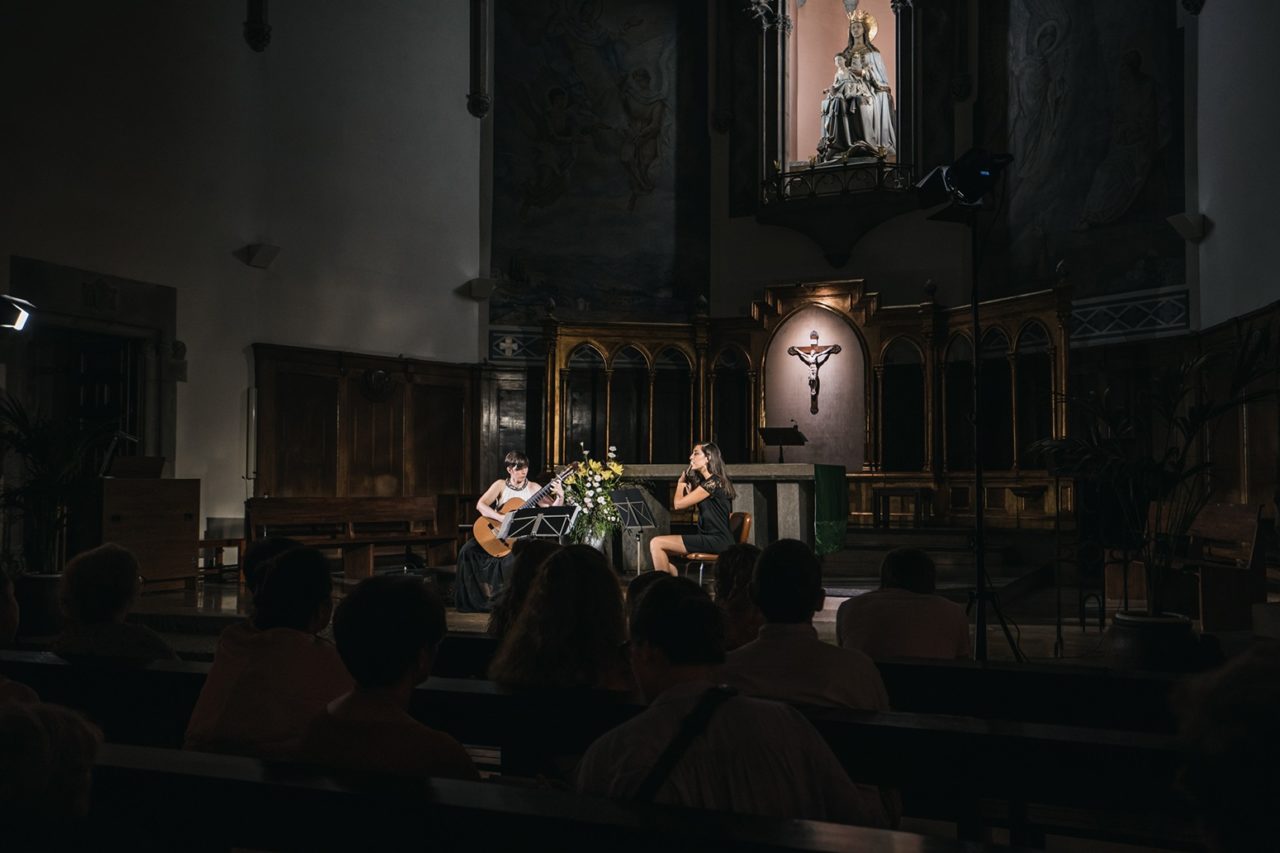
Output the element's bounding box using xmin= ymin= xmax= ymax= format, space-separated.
xmin=518 ymin=468 xmax=568 ymax=510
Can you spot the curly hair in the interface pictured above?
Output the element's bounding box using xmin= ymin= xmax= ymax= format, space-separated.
xmin=487 ymin=539 xmax=562 ymax=642
xmin=488 ymin=545 xmax=627 ymax=689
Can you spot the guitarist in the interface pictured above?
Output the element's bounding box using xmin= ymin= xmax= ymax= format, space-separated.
xmin=455 ymin=451 xmax=563 ymax=613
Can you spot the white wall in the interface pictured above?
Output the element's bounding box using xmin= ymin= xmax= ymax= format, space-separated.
xmin=1196 ymin=1 xmax=1280 ymax=328
xmin=0 ymin=1 xmax=481 ymax=519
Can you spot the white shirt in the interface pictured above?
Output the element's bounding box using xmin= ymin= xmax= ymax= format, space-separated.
xmin=574 ymin=680 xmax=887 ymax=826
xmin=836 ymin=589 xmax=972 ymax=660
xmin=717 ymin=623 xmax=889 ymax=711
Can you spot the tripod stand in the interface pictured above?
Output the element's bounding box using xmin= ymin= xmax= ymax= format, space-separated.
xmin=923 ymin=151 xmax=1023 ymax=662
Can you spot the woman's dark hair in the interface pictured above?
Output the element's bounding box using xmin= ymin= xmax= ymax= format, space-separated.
xmin=691 ymin=441 xmax=735 ymax=500
xmin=59 ymin=544 xmax=140 ymax=626
xmin=252 ymin=548 xmax=333 ymax=632
xmin=625 ymin=570 xmax=668 ymax=628
xmin=488 ymin=545 xmax=626 ymax=689
xmin=631 ymin=576 xmax=725 ymax=666
xmin=488 ymin=539 xmax=562 ymax=641
xmin=333 ymin=576 xmax=446 ymax=689
xmin=713 ymin=543 xmax=761 ymax=604
xmin=504 ymin=450 xmax=529 ymax=470
xmin=241 ymin=537 xmax=302 ymax=596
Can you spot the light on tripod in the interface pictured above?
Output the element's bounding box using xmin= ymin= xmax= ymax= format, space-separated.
xmin=942 ymin=149 xmax=1014 ymax=206
xmin=1 ymin=295 xmax=34 ymax=331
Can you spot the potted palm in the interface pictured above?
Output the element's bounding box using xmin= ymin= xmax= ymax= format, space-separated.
xmin=1036 ymin=328 xmax=1276 ymax=668
xmin=0 ymin=393 xmax=114 ymax=636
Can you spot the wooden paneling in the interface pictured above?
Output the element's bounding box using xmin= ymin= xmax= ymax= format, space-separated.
xmin=346 ymin=381 xmax=405 ymax=497
xmin=412 ymin=383 xmax=469 ymax=495
xmin=272 ymin=372 xmax=338 ymax=497
xmin=253 ymin=345 xmax=478 ymax=500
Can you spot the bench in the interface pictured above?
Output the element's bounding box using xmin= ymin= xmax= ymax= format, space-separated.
xmin=1106 ymin=503 xmax=1271 ymax=630
xmin=72 ymin=744 xmax=1024 ymax=853
xmin=431 ymin=633 xmax=1182 ymax=733
xmin=245 ymin=495 xmax=462 ymax=579
xmin=0 ymin=652 xmax=1196 ymax=848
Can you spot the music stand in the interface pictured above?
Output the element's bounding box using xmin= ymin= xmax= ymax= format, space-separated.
xmin=757 ymin=426 xmax=807 ymax=463
xmin=497 ymin=505 xmax=580 ymax=544
xmin=611 ymin=488 xmax=656 ymax=574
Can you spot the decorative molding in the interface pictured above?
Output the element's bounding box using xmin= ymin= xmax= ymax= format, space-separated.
xmin=1069 ymin=288 xmax=1191 ymax=347
xmin=489 ymin=326 xmax=546 ymax=364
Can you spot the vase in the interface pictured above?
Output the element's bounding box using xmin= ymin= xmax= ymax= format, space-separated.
xmin=583 ymin=533 xmax=607 ymax=553
xmin=1103 ymin=610 xmax=1203 ymax=672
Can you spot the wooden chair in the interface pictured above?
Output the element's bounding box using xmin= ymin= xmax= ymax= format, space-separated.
xmin=675 ymin=511 xmax=751 ymax=588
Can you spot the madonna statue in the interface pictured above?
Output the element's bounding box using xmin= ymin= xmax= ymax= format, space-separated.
xmin=818 ymin=10 xmax=897 ymax=162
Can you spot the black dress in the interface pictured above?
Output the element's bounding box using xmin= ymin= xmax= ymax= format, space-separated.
xmin=682 ymin=475 xmax=734 ymax=554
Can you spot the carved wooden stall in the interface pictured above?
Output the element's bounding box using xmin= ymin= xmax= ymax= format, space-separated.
xmin=542 ymin=279 xmax=1070 ymax=529
xmin=252 ymin=344 xmax=481 ymax=562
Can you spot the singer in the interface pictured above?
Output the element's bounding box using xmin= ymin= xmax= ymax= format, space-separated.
xmin=648 ymin=442 xmax=737 ymax=575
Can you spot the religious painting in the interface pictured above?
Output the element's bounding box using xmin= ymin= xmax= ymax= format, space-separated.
xmin=762 ymin=305 xmax=866 ymax=471
xmin=490 ymin=0 xmax=708 ymax=325
xmin=993 ymin=0 xmax=1184 ymax=299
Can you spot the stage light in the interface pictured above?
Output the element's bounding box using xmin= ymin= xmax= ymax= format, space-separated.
xmin=1 ymin=295 xmax=34 ymax=331
xmin=942 ymin=149 xmax=1013 ymax=206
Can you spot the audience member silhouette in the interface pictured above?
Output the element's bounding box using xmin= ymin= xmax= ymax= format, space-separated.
xmin=240 ymin=536 xmax=302 ymax=598
xmin=718 ymin=539 xmax=887 ymax=711
xmin=0 ymin=701 xmax=101 ymax=818
xmin=296 ymin=576 xmax=478 ymax=780
xmin=712 ymin=543 xmax=763 ymax=651
xmin=487 ymin=539 xmax=561 ymax=642
xmin=625 ymin=568 xmax=667 ymax=628
xmin=836 ymin=547 xmax=971 ymax=660
xmin=0 ymin=573 xmax=38 ymax=703
xmin=185 ymin=547 xmax=353 ymax=758
xmin=53 ymin=544 xmax=179 ymax=664
xmin=1178 ymin=642 xmax=1280 ymax=853
xmin=576 ymin=575 xmax=889 ymax=826
xmin=488 ymin=545 xmax=629 ymax=690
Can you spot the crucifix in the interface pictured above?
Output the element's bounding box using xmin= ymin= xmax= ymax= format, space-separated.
xmin=787 ymin=330 xmax=842 ymax=415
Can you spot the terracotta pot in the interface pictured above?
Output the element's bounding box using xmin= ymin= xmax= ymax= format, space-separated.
xmin=1103 ymin=610 xmax=1201 ymax=672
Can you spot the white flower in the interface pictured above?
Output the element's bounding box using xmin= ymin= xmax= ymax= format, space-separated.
xmin=587 ymin=489 xmax=595 ymax=496
xmin=585 ymin=498 xmax=594 ymax=508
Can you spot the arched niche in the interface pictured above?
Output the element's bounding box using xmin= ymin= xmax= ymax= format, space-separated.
xmin=763 ymin=304 xmax=866 ymax=471
xmin=944 ymin=335 xmax=974 ymax=471
xmin=881 ymin=337 xmax=925 ymax=472
xmin=710 ymin=347 xmax=752 ymax=464
xmin=980 ymin=328 xmax=1013 ymax=471
xmin=651 ymin=347 xmax=693 ymax=463
xmin=565 ymin=344 xmax=606 ymax=461
xmin=1015 ymin=321 xmax=1053 ymax=469
xmin=608 ymin=346 xmax=650 ymax=465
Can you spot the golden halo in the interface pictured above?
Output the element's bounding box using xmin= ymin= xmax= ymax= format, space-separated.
xmin=847 ymin=9 xmax=878 ymax=42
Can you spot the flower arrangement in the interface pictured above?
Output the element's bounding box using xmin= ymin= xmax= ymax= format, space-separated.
xmin=564 ymin=444 xmax=626 ymax=545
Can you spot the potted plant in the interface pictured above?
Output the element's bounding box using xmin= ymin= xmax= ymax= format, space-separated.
xmin=0 ymin=393 xmax=114 ymax=637
xmin=563 ymin=444 xmax=628 ymax=552
xmin=1035 ymin=328 xmax=1276 ymax=668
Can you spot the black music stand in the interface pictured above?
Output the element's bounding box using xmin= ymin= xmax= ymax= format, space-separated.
xmin=611 ymin=488 xmax=656 ymax=574
xmin=497 ymin=505 xmax=580 ymax=544
xmin=757 ymin=426 xmax=807 ymax=463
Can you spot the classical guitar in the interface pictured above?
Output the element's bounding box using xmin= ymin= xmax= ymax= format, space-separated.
xmin=471 ymin=465 xmax=576 ymax=558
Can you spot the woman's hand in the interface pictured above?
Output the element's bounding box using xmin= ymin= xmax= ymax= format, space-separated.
xmin=551 ymin=480 xmax=565 ymax=506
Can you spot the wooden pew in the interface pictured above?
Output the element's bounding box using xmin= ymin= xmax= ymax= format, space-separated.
xmin=245 ymin=495 xmax=461 ymax=579
xmin=77 ymin=743 xmax=1024 ymax=853
xmin=0 ymin=654 xmax=1195 ymax=847
xmin=432 ymin=633 xmax=1182 ymax=733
